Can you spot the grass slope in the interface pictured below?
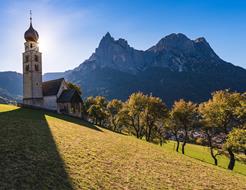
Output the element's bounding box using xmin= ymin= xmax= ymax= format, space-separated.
xmin=164 ymin=142 xmax=246 ymax=175
xmin=0 ymin=104 xmax=245 ymax=190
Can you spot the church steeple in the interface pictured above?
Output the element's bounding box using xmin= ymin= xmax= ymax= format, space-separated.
xmin=22 ymin=11 xmax=43 ymax=106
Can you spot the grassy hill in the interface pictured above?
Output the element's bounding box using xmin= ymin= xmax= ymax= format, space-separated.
xmin=163 ymin=142 xmax=246 ymax=175
xmin=0 ymin=104 xmax=245 ymax=190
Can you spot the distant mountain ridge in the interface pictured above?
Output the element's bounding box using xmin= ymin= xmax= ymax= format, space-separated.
xmin=0 ymin=72 xmax=22 ymax=100
xmin=65 ymin=32 xmax=246 ymax=105
xmin=73 ymin=32 xmax=241 ymax=74
xmin=0 ymin=33 xmax=245 ymax=105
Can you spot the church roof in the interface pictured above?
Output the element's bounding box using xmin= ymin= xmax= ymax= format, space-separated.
xmin=42 ymin=78 xmax=64 ymax=96
xmin=24 ymin=23 xmax=39 ymax=42
xmin=57 ymin=89 xmax=83 ymax=103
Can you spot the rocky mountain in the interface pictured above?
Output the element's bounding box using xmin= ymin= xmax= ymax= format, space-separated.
xmin=65 ymin=33 xmax=246 ymax=106
xmin=0 ymin=33 xmax=245 ymax=106
xmin=72 ymin=33 xmax=239 ymax=74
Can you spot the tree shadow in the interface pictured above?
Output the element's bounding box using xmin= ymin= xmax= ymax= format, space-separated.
xmin=0 ymin=107 xmax=93 ymax=189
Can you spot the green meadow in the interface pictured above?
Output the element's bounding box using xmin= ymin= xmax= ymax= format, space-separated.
xmin=164 ymin=141 xmax=246 ymax=176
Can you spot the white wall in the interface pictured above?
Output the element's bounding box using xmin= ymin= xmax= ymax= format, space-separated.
xmin=43 ymin=96 xmax=57 ymax=110
xmin=42 ymin=80 xmax=68 ymax=111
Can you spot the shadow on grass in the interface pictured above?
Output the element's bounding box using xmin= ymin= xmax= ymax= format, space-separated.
xmin=0 ymin=107 xmax=99 ymax=189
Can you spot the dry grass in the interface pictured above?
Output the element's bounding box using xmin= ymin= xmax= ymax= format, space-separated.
xmin=0 ymin=104 xmax=245 ymax=190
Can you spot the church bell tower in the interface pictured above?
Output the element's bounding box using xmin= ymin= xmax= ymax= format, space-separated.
xmin=23 ymin=11 xmax=43 ymax=106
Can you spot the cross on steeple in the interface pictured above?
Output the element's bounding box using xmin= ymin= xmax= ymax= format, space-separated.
xmin=30 ymin=10 xmax=32 ymax=24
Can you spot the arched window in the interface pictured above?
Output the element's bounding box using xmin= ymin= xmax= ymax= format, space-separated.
xmin=35 ymin=55 xmax=39 ymax=62
xmin=30 ymin=43 xmax=33 ymax=48
xmin=25 ymin=55 xmax=29 ymax=63
xmin=25 ymin=65 xmax=29 ymax=72
xmin=35 ymin=64 xmax=39 ymax=71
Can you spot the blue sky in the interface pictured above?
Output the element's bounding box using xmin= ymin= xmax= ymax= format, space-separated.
xmin=0 ymin=0 xmax=245 ymax=73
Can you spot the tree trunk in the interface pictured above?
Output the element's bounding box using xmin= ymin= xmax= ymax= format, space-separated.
xmin=160 ymin=138 xmax=163 ymax=146
xmin=210 ymin=147 xmax=218 ymax=166
xmin=146 ymin=125 xmax=152 ymax=142
xmin=182 ymin=141 xmax=186 ymax=154
xmin=132 ymin=117 xmax=140 ymax=139
xmin=182 ymin=130 xmax=188 ymax=154
xmin=227 ymin=148 xmax=235 ymax=170
xmin=137 ymin=117 xmax=140 ymax=139
xmin=174 ymin=133 xmax=180 ymax=152
xmin=206 ymin=131 xmax=218 ymax=166
xmin=136 ymin=130 xmax=139 ymax=138
xmin=112 ymin=121 xmax=117 ymax=132
xmin=176 ymin=140 xmax=180 ymax=152
xmin=145 ymin=128 xmax=149 ymax=141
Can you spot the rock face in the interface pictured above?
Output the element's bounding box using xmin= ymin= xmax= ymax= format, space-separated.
xmin=75 ymin=33 xmax=229 ymax=75
xmin=65 ymin=32 xmax=246 ymax=106
xmin=147 ymin=33 xmax=223 ymax=72
xmin=76 ymin=32 xmax=148 ymax=74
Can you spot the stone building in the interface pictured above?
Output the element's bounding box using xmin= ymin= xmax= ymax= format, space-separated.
xmin=22 ymin=13 xmax=83 ymax=117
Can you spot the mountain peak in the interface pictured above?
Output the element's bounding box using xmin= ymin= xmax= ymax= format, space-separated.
xmin=165 ymin=33 xmax=190 ymax=41
xmin=102 ymin=32 xmax=114 ymax=41
xmin=101 ymin=32 xmax=116 ymax=43
xmin=195 ymin=37 xmax=206 ymax=43
xmin=104 ymin=32 xmax=113 ymax=39
xmin=117 ymin=38 xmax=129 ymax=48
xmin=97 ymin=33 xmax=132 ymax=51
xmin=148 ymin=33 xmax=193 ymax=53
xmin=98 ymin=32 xmax=115 ymax=49
xmin=160 ymin=33 xmax=191 ymax=46
xmin=194 ymin=37 xmax=210 ymax=47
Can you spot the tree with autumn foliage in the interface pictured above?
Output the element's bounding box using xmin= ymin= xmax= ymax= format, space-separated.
xmin=199 ymin=90 xmax=245 ymax=170
xmin=107 ymin=99 xmax=124 ymax=132
xmin=223 ymin=127 xmax=246 ymax=159
xmin=85 ymin=96 xmax=108 ymax=126
xmin=170 ymin=99 xmax=198 ymax=154
xmin=142 ymin=95 xmax=168 ymax=142
xmin=122 ymin=92 xmax=146 ymax=138
xmin=67 ymin=82 xmax=82 ymax=95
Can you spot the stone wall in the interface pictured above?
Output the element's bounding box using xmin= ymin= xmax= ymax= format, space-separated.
xmin=23 ymin=98 xmax=43 ymax=107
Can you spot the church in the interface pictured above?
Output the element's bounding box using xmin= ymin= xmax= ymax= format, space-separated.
xmin=22 ymin=14 xmax=83 ymax=118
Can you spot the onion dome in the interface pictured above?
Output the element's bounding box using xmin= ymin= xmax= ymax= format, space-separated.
xmin=24 ymin=11 xmax=39 ymax=42
xmin=24 ymin=23 xmax=39 ymax=42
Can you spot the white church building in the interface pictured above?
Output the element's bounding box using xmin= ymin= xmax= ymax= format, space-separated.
xmin=22 ymin=14 xmax=83 ymax=118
